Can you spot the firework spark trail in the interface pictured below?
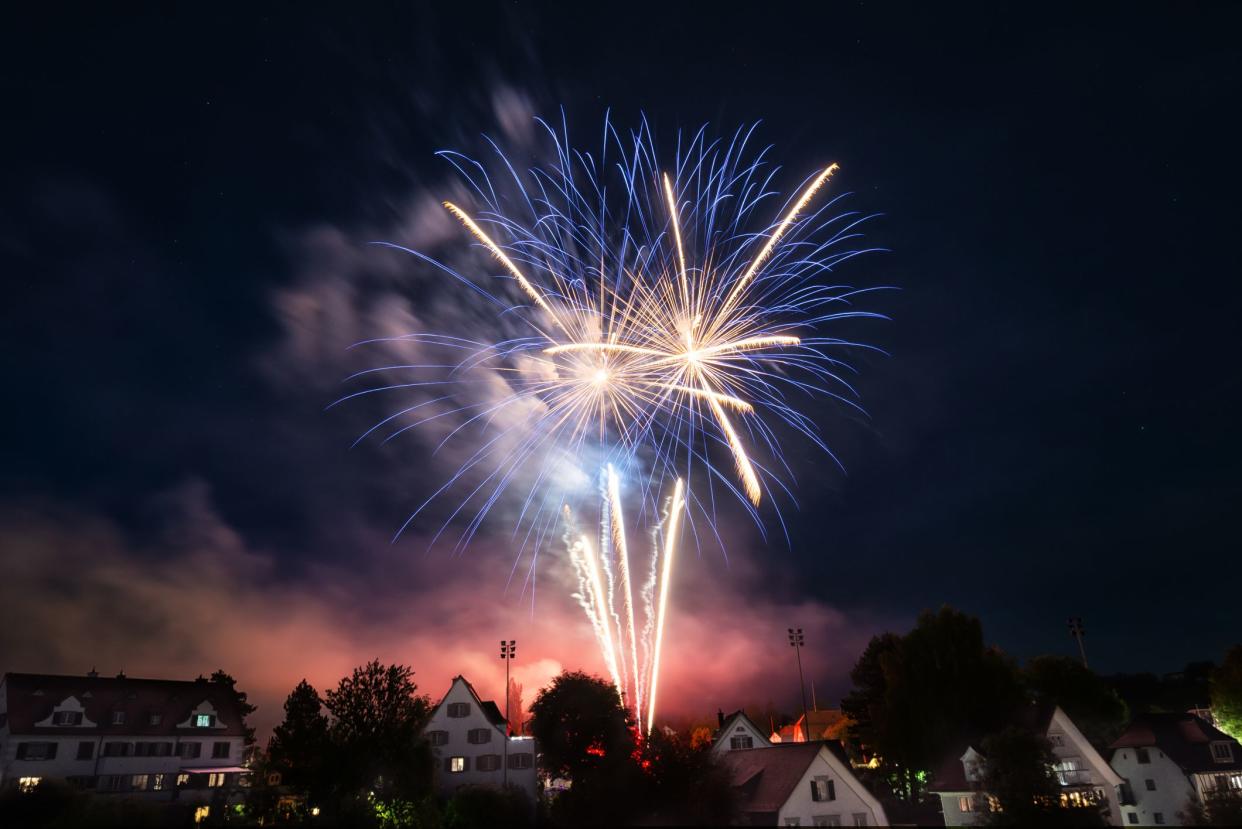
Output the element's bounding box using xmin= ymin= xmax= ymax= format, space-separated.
xmin=348 ymin=118 xmax=887 ymax=731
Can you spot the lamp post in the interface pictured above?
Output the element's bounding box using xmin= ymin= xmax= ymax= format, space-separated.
xmin=1067 ymin=617 xmax=1088 ymax=668
xmin=788 ymin=627 xmax=811 ymax=742
xmin=500 ymin=639 xmax=516 ymax=788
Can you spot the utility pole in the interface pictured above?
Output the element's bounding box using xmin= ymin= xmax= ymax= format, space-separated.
xmin=1067 ymin=617 xmax=1088 ymax=668
xmin=500 ymin=639 xmax=516 ymax=788
xmin=788 ymin=627 xmax=811 ymax=742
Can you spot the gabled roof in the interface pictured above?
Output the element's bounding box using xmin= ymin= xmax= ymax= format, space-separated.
xmin=712 ymin=709 xmax=770 ymax=751
xmin=1 ymin=672 xmax=246 ymax=737
xmin=719 ymin=741 xmax=824 ymax=817
xmin=1110 ymin=712 xmax=1242 ymax=774
xmin=794 ymin=708 xmax=849 ymax=741
xmin=427 ymin=675 xmax=508 ymax=732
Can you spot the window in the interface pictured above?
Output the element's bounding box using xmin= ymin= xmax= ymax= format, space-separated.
xmin=1154 ymin=813 xmax=1165 ymax=825
xmin=467 ymin=728 xmax=493 ymax=744
xmin=195 ymin=713 xmax=216 ymax=728
xmin=449 ymin=756 xmax=467 ymax=773
xmin=148 ymin=713 xmax=162 ymax=725
xmin=508 ymin=752 xmax=533 ymax=770
xmin=428 ymin=730 xmax=449 ymax=746
xmin=111 ymin=711 xmax=126 ymax=725
xmin=18 ymin=777 xmax=41 ymax=793
xmin=1135 ymin=748 xmax=1151 ymax=764
xmin=447 ymin=702 xmax=470 ymax=718
xmin=783 ymin=820 xmax=800 ymax=827
xmin=153 ymin=742 xmax=172 ymax=756
xmin=812 ymin=816 xmax=842 ymax=827
xmin=176 ymin=774 xmax=190 ymax=787
xmin=958 ymin=796 xmax=974 ymax=812
xmin=76 ymin=741 xmax=94 ymax=760
xmin=17 ymin=742 xmax=58 ymax=760
xmin=1048 ymin=733 xmax=1065 ymax=747
xmin=131 ymin=775 xmax=150 ymax=791
xmin=53 ymin=710 xmax=83 ymax=726
xmin=1212 ymin=742 xmax=1235 ymax=763
xmin=207 ymin=773 xmax=226 ymax=788
xmin=811 ymin=777 xmax=836 ymax=802
xmin=1052 ymin=757 xmax=1090 ymax=786
xmin=477 ymin=754 xmax=502 ymax=771
xmin=212 ymin=742 xmax=231 ymax=759
xmin=98 ymin=775 xmax=124 ymax=792
xmin=731 ymin=735 xmax=755 ymax=750
xmin=852 ymin=815 xmax=868 ymax=827
xmin=179 ymin=742 xmax=202 ymax=758
xmin=152 ymin=774 xmax=167 ymax=792
xmin=1145 ymin=779 xmax=1156 ymax=791
xmin=1127 ymin=814 xmax=1139 ymax=825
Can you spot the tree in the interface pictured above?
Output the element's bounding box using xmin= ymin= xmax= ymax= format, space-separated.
xmin=443 ymin=785 xmax=533 ymax=829
xmin=210 ymin=669 xmax=257 ymax=746
xmin=269 ymin=679 xmax=332 ymax=799
xmin=638 ymin=728 xmax=738 ymax=825
xmin=1022 ymin=656 xmax=1129 ymax=749
xmin=507 ymin=677 xmax=525 ymax=736
xmin=978 ymin=727 xmax=1105 ymax=826
xmin=528 ymin=670 xmax=634 ymax=783
xmin=841 ymin=608 xmax=1024 ymax=803
xmin=324 ymin=660 xmax=434 ymax=802
xmin=1211 ymin=645 xmax=1242 ymax=741
xmin=1184 ymin=787 xmax=1242 ymax=826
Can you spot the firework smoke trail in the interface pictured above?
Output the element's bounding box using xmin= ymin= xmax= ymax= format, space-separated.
xmin=346 ymin=117 xmax=887 ymax=730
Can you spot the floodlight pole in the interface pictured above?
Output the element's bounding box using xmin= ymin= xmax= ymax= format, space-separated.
xmin=788 ymin=627 xmax=810 ymax=742
xmin=1067 ymin=617 xmax=1088 ymax=668
xmin=500 ymin=639 xmax=516 ymax=788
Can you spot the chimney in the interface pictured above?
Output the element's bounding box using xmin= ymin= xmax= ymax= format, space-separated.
xmin=87 ymin=668 xmax=99 ymax=678
xmin=717 ymin=708 xmax=725 ymax=728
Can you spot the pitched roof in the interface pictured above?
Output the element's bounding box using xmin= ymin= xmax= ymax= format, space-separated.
xmin=428 ymin=675 xmax=508 ymax=732
xmin=712 ymin=709 xmax=770 ymax=750
xmin=1 ymin=672 xmax=247 ymax=737
xmin=719 ymin=741 xmax=837 ymax=817
xmin=796 ymin=708 xmax=849 ymax=741
xmin=1110 ymin=712 xmax=1242 ymax=774
xmin=927 ymin=702 xmax=1059 ymax=793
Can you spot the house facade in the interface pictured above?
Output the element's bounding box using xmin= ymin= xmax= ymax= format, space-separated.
xmin=712 ymin=710 xmax=773 ymax=758
xmin=0 ymin=671 xmax=249 ymax=804
xmin=929 ymin=704 xmax=1124 ymax=826
xmin=720 ymin=741 xmax=889 ymax=826
xmin=423 ymin=676 xmax=537 ymax=802
xmin=1109 ymin=712 xmax=1242 ymax=826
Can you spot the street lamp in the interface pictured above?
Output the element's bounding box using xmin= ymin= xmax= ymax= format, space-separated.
xmin=1067 ymin=617 xmax=1088 ymax=668
xmin=500 ymin=639 xmax=516 ymax=787
xmin=788 ymin=627 xmax=811 ymax=742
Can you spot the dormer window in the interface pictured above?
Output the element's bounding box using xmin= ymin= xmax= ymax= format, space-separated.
xmin=53 ymin=711 xmax=83 ymax=726
xmin=195 ymin=714 xmax=216 ymax=728
xmin=148 ymin=713 xmax=163 ymax=726
xmin=1211 ymin=742 xmax=1235 ymax=763
xmin=111 ymin=711 xmax=126 ymax=725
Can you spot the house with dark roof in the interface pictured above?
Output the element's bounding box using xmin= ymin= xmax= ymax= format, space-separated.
xmin=1109 ymin=711 xmax=1242 ymax=826
xmin=927 ymin=703 xmax=1124 ymax=826
xmin=422 ymin=676 xmax=537 ymax=802
xmin=719 ymin=740 xmax=889 ymax=826
xmin=711 ymin=709 xmax=772 ymax=758
xmin=0 ymin=670 xmax=249 ymax=810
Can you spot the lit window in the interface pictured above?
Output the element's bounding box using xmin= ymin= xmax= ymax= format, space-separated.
xmin=207 ymin=772 xmax=226 ymax=788
xmin=111 ymin=711 xmax=126 ymax=725
xmin=176 ymin=774 xmax=191 ymax=787
xmin=131 ymin=774 xmax=150 ymax=791
xmin=195 ymin=714 xmax=215 ymax=728
xmin=731 ymin=735 xmax=754 ymax=750
xmin=18 ymin=777 xmax=41 ymax=793
xmin=811 ymin=777 xmax=836 ymax=802
xmin=447 ymin=703 xmax=470 ymax=718
xmin=449 ymin=756 xmax=466 ymax=773
xmin=427 ymin=730 xmax=449 ymax=746
xmin=152 ymin=774 xmax=167 ymax=791
xmin=1211 ymin=742 xmax=1235 ymax=763
xmin=194 ymin=806 xmax=211 ymax=824
xmin=1053 ymin=757 xmax=1090 ymax=785
xmin=1231 ymin=774 xmax=1242 ymax=790
xmin=508 ymin=752 xmax=533 ymax=769
xmin=958 ymin=796 xmax=974 ymax=812
xmin=311 ymin=807 xmax=321 ymax=816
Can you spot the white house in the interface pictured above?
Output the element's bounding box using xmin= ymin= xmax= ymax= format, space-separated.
xmin=422 ymin=676 xmax=537 ymax=803
xmin=0 ymin=670 xmax=249 ymax=809
xmin=712 ymin=709 xmax=773 ymax=758
xmin=1109 ymin=711 xmax=1242 ymax=826
xmin=929 ymin=703 xmax=1124 ymax=826
xmin=719 ymin=740 xmax=889 ymax=826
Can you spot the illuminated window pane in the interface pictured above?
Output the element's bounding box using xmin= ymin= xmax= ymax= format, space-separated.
xmin=18 ymin=777 xmax=41 ymax=793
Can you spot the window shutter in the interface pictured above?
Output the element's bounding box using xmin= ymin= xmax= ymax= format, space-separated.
xmin=829 ymin=779 xmax=836 ymax=800
xmin=48 ymin=742 xmax=58 ymax=759
xmin=810 ymin=780 xmax=818 ymax=801
xmin=462 ymin=756 xmax=471 ymax=771
xmin=444 ymin=757 xmax=453 ymax=772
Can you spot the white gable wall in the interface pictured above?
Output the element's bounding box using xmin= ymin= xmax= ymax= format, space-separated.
xmin=1110 ymin=747 xmax=1194 ymax=826
xmin=777 ymin=745 xmax=888 ymax=827
xmin=423 ymin=678 xmax=537 ymax=802
xmin=711 ymin=714 xmax=770 ymax=759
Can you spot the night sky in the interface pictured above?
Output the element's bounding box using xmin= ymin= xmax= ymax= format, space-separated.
xmin=3 ymin=3 xmax=1240 ymax=733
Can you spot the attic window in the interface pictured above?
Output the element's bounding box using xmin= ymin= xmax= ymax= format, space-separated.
xmin=447 ymin=703 xmax=470 ymax=718
xmin=730 ymin=735 xmax=754 ymax=750
xmin=1135 ymin=748 xmax=1150 ymax=764
xmin=111 ymin=711 xmax=126 ymax=725
xmin=1212 ymin=742 xmax=1234 ymax=763
xmin=195 ymin=714 xmax=216 ymax=728
xmin=53 ymin=711 xmax=83 ymax=726
xmin=149 ymin=713 xmax=162 ymax=725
